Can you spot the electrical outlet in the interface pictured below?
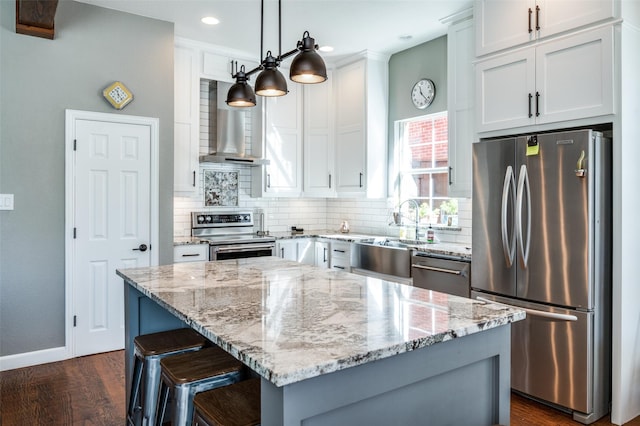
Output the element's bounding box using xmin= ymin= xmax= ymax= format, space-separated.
xmin=0 ymin=194 xmax=14 ymax=210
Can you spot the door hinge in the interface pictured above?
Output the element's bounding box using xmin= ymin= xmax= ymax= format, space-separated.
xmin=73 ymin=228 xmax=77 ymax=239
xmin=73 ymin=315 xmax=77 ymax=327
xmin=73 ymin=139 xmax=77 ymax=151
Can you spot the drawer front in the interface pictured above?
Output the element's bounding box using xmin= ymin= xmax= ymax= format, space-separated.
xmin=411 ymin=256 xmax=471 ymax=298
xmin=330 ymin=257 xmax=351 ymax=272
xmin=173 ymin=244 xmax=208 ymax=262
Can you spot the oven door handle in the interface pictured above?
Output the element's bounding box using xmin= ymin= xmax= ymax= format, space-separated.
xmin=214 ymin=243 xmax=275 ymax=253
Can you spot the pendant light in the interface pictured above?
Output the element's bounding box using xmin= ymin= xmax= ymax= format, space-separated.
xmin=290 ymin=31 xmax=327 ymax=83
xmin=226 ymin=64 xmax=256 ymax=107
xmin=226 ymin=0 xmax=328 ymax=107
xmin=255 ymin=52 xmax=288 ymax=97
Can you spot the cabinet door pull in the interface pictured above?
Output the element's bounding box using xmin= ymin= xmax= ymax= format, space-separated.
xmin=182 ymin=253 xmax=200 ymax=257
xmin=448 ymin=166 xmax=453 ymax=185
xmin=192 ymin=171 xmax=196 ymax=187
xmin=280 ymin=247 xmax=284 ymax=257
xmin=535 ymin=5 xmax=540 ymax=31
xmin=535 ymin=91 xmax=540 ymax=117
xmin=329 ymin=174 xmax=332 ymax=189
xmin=528 ymin=8 xmax=533 ymax=33
xmin=359 ymin=172 xmax=363 ymax=188
xmin=323 ymin=247 xmax=327 ymax=263
xmin=267 ymin=173 xmax=271 ymax=189
xmin=528 ymin=93 xmax=533 ymax=118
xmin=333 ymin=249 xmax=346 ymax=253
xmin=334 ymin=265 xmax=345 ymax=270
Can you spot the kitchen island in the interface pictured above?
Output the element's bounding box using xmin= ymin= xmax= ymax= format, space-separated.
xmin=117 ymin=257 xmax=524 ymax=426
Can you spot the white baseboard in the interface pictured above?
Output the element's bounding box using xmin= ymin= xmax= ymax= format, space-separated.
xmin=0 ymin=346 xmax=70 ymax=371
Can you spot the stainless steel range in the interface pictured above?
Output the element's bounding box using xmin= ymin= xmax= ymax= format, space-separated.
xmin=191 ymin=212 xmax=275 ymax=260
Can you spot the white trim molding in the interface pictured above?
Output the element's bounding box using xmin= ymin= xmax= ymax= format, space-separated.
xmin=0 ymin=346 xmax=69 ymax=372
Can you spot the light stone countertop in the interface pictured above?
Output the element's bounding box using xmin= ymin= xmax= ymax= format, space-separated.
xmin=174 ymin=230 xmax=472 ymax=260
xmin=117 ymin=257 xmax=522 ymax=387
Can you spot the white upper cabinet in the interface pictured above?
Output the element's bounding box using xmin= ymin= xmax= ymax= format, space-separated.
xmin=253 ymin=78 xmax=304 ymax=197
xmin=475 ymin=0 xmax=616 ymax=56
xmin=476 ymin=25 xmax=613 ymax=133
xmin=447 ymin=17 xmax=475 ymax=198
xmin=174 ymin=44 xmax=200 ymax=194
xmin=304 ymin=70 xmax=335 ymax=197
xmin=335 ymin=53 xmax=388 ymax=198
xmin=252 ymin=71 xmax=335 ymax=198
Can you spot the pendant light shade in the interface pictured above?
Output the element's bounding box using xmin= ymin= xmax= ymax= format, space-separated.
xmin=290 ymin=32 xmax=327 ymax=84
xmin=226 ymin=65 xmax=256 ymax=107
xmin=255 ymin=52 xmax=288 ymax=97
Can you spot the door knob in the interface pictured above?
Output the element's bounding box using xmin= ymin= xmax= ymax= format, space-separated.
xmin=133 ymin=244 xmax=148 ymax=252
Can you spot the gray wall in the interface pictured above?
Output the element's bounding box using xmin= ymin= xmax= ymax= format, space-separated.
xmin=388 ymin=35 xmax=448 ymax=126
xmin=387 ymin=35 xmax=448 ymax=196
xmin=0 ymin=1 xmax=174 ymax=357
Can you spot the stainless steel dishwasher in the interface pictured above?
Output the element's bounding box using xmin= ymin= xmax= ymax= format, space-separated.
xmin=411 ymin=252 xmax=471 ymax=297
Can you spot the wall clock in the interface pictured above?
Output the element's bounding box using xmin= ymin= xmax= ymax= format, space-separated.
xmin=102 ymin=81 xmax=133 ymax=110
xmin=411 ymin=78 xmax=435 ymax=110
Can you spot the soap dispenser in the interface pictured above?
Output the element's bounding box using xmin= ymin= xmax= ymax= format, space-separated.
xmin=426 ymin=225 xmax=435 ymax=243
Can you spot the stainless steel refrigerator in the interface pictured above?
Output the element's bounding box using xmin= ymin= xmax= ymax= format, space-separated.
xmin=471 ymin=129 xmax=611 ymax=424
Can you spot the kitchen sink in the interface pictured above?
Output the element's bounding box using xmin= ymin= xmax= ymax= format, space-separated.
xmin=351 ymin=238 xmax=413 ymax=278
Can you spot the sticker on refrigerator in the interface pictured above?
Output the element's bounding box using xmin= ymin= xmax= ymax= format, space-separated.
xmin=526 ymin=135 xmax=539 ymax=156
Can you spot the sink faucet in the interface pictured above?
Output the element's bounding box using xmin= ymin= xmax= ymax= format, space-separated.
xmin=397 ymin=199 xmax=420 ymax=240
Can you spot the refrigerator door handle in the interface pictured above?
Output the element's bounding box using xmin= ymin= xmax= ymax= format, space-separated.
xmin=501 ymin=166 xmax=517 ymax=267
xmin=475 ymin=296 xmax=578 ymax=321
xmin=516 ymin=164 xmax=532 ymax=268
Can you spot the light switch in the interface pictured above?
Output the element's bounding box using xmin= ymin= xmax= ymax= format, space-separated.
xmin=0 ymin=194 xmax=14 ymax=210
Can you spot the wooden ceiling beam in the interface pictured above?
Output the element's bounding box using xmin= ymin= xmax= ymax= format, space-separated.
xmin=15 ymin=0 xmax=59 ymax=40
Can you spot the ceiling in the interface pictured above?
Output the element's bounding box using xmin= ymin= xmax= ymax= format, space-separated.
xmin=75 ymin=0 xmax=473 ymax=62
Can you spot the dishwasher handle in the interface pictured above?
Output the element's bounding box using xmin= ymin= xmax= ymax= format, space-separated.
xmin=475 ymin=296 xmax=577 ymax=321
xmin=412 ymin=263 xmax=463 ymax=275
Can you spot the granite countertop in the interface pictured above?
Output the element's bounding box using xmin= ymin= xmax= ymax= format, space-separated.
xmin=117 ymin=257 xmax=522 ymax=387
xmin=175 ymin=230 xmax=472 ymax=260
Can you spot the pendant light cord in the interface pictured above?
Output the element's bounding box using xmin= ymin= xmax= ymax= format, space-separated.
xmin=260 ymin=0 xmax=264 ymax=66
xmin=278 ymin=0 xmax=282 ymax=60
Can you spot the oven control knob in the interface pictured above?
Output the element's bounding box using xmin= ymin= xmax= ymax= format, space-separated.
xmin=197 ymin=216 xmax=204 ymax=223
xmin=205 ymin=215 xmax=212 ymax=223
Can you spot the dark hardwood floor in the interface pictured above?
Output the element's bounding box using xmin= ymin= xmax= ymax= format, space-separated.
xmin=1 ymin=350 xmax=638 ymax=426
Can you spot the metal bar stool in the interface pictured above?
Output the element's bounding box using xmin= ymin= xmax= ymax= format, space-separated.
xmin=156 ymin=346 xmax=245 ymax=426
xmin=128 ymin=328 xmax=208 ymax=426
xmin=192 ymin=378 xmax=261 ymax=426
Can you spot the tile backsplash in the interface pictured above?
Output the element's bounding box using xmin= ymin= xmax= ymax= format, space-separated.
xmin=173 ymin=80 xmax=471 ymax=246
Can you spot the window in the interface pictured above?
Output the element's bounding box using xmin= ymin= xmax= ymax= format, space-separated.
xmin=396 ymin=112 xmax=458 ymax=225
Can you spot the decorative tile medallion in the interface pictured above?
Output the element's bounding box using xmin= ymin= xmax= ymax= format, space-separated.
xmin=204 ymin=170 xmax=238 ymax=206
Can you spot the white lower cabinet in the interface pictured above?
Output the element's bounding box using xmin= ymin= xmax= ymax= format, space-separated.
xmin=476 ymin=25 xmax=614 ymax=133
xmin=296 ymin=238 xmax=315 ymax=265
xmin=315 ymin=241 xmax=330 ymax=269
xmin=276 ymin=238 xmax=315 ymax=265
xmin=173 ymin=244 xmax=208 ymax=263
xmin=276 ymin=240 xmax=297 ymax=261
xmin=329 ymin=241 xmax=352 ymax=272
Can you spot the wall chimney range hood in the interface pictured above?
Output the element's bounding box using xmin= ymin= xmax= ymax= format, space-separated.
xmin=199 ymin=83 xmax=269 ymax=166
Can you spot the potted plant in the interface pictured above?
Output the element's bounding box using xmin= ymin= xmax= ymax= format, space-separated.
xmin=438 ymin=199 xmax=458 ymax=226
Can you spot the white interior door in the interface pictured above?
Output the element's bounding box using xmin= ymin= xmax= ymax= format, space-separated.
xmin=72 ymin=118 xmax=152 ymax=357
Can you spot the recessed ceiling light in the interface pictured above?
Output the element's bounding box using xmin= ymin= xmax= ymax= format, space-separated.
xmin=201 ymin=16 xmax=220 ymax=25
xmin=319 ymin=46 xmax=334 ymax=52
